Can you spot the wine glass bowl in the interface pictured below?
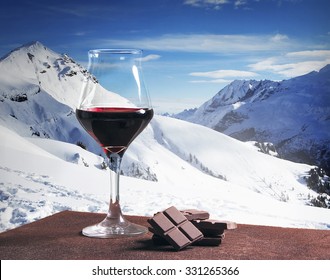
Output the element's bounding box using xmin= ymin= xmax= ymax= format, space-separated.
xmin=76 ymin=49 xmax=153 ymax=238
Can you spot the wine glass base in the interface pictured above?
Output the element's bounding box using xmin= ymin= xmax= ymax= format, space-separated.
xmin=82 ymin=217 xmax=148 ymax=238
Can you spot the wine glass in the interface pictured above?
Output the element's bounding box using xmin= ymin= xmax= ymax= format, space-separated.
xmin=76 ymin=49 xmax=153 ymax=238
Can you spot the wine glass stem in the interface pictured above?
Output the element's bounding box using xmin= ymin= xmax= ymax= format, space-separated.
xmin=108 ymin=153 xmax=124 ymax=220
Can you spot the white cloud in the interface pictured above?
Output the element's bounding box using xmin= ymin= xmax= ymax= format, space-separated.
xmin=190 ymin=69 xmax=259 ymax=78
xmin=234 ymin=0 xmax=247 ymax=8
xmin=184 ymin=0 xmax=229 ymax=8
xmin=100 ymin=33 xmax=295 ymax=53
xmin=249 ymin=50 xmax=330 ymax=77
xmin=190 ymin=78 xmax=233 ymax=83
xmin=189 ymin=69 xmax=259 ymax=84
xmin=184 ymin=0 xmax=303 ymax=10
xmin=138 ymin=54 xmax=161 ymax=62
xmin=184 ymin=0 xmax=251 ymax=9
xmin=286 ymin=50 xmax=330 ymax=58
xmin=277 ymin=60 xmax=330 ymax=77
xmin=270 ymin=33 xmax=289 ymax=42
xmin=74 ymin=32 xmax=86 ymax=36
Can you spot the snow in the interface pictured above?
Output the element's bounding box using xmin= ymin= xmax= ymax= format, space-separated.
xmin=1 ymin=41 xmax=330 ymax=233
xmin=175 ymin=68 xmax=330 ymax=173
xmin=1 ymin=117 xmax=330 ymax=233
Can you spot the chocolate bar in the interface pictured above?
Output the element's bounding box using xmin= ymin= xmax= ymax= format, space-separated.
xmin=192 ymin=219 xmax=237 ymax=236
xmin=147 ymin=206 xmax=203 ymax=251
xmin=180 ymin=209 xmax=210 ymax=221
xmin=192 ymin=219 xmax=237 ymax=230
xmin=193 ymin=235 xmax=224 ymax=246
xmin=152 ymin=233 xmax=225 ymax=247
xmin=148 ymin=216 xmax=227 ymax=247
xmin=149 ymin=207 xmax=237 ymax=249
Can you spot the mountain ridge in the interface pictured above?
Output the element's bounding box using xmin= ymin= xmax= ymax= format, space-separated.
xmin=0 ymin=41 xmax=103 ymax=154
xmin=175 ymin=66 xmax=330 ymax=174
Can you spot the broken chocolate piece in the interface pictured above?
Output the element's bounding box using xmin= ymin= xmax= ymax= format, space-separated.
xmin=151 ymin=233 xmax=225 ymax=247
xmin=148 ymin=206 xmax=203 ymax=251
xmin=180 ymin=209 xmax=210 ymax=221
xmin=194 ymin=235 xmax=224 ymax=246
xmin=192 ymin=219 xmax=237 ymax=236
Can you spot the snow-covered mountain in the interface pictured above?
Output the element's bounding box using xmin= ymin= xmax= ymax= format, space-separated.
xmin=175 ymin=68 xmax=330 ymax=175
xmin=1 ymin=42 xmax=329 ymax=233
xmin=0 ymin=42 xmax=98 ymax=149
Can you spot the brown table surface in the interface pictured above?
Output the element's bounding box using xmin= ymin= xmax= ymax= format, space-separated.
xmin=0 ymin=210 xmax=329 ymax=260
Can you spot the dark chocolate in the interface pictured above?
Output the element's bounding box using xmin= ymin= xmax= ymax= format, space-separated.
xmin=151 ymin=233 xmax=225 ymax=247
xmin=180 ymin=209 xmax=210 ymax=221
xmin=194 ymin=235 xmax=224 ymax=246
xmin=148 ymin=206 xmax=203 ymax=251
xmin=192 ymin=219 xmax=237 ymax=236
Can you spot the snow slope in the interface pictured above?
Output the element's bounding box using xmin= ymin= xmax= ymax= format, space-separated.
xmin=1 ymin=117 xmax=330 ymax=233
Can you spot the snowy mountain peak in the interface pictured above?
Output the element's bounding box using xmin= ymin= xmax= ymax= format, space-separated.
xmin=175 ymin=65 xmax=330 ymax=174
xmin=1 ymin=41 xmax=55 ymax=65
xmin=15 ymin=40 xmax=47 ymax=53
xmin=0 ymin=42 xmax=104 ymax=155
xmin=0 ymin=41 xmax=89 ymax=110
xmin=208 ymin=79 xmax=279 ymax=108
xmin=319 ymin=64 xmax=330 ymax=74
xmin=1 ymin=41 xmax=40 ymax=60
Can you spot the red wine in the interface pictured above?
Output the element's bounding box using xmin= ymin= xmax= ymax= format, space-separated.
xmin=76 ymin=107 xmax=153 ymax=156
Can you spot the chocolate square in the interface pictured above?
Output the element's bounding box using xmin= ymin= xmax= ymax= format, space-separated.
xmin=166 ymin=228 xmax=191 ymax=250
xmin=165 ymin=206 xmax=187 ymax=225
xmin=150 ymin=213 xmax=174 ymax=233
xmin=180 ymin=221 xmax=205 ymax=242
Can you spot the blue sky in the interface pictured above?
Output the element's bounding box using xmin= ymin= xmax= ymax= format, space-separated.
xmin=1 ymin=0 xmax=330 ymax=113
